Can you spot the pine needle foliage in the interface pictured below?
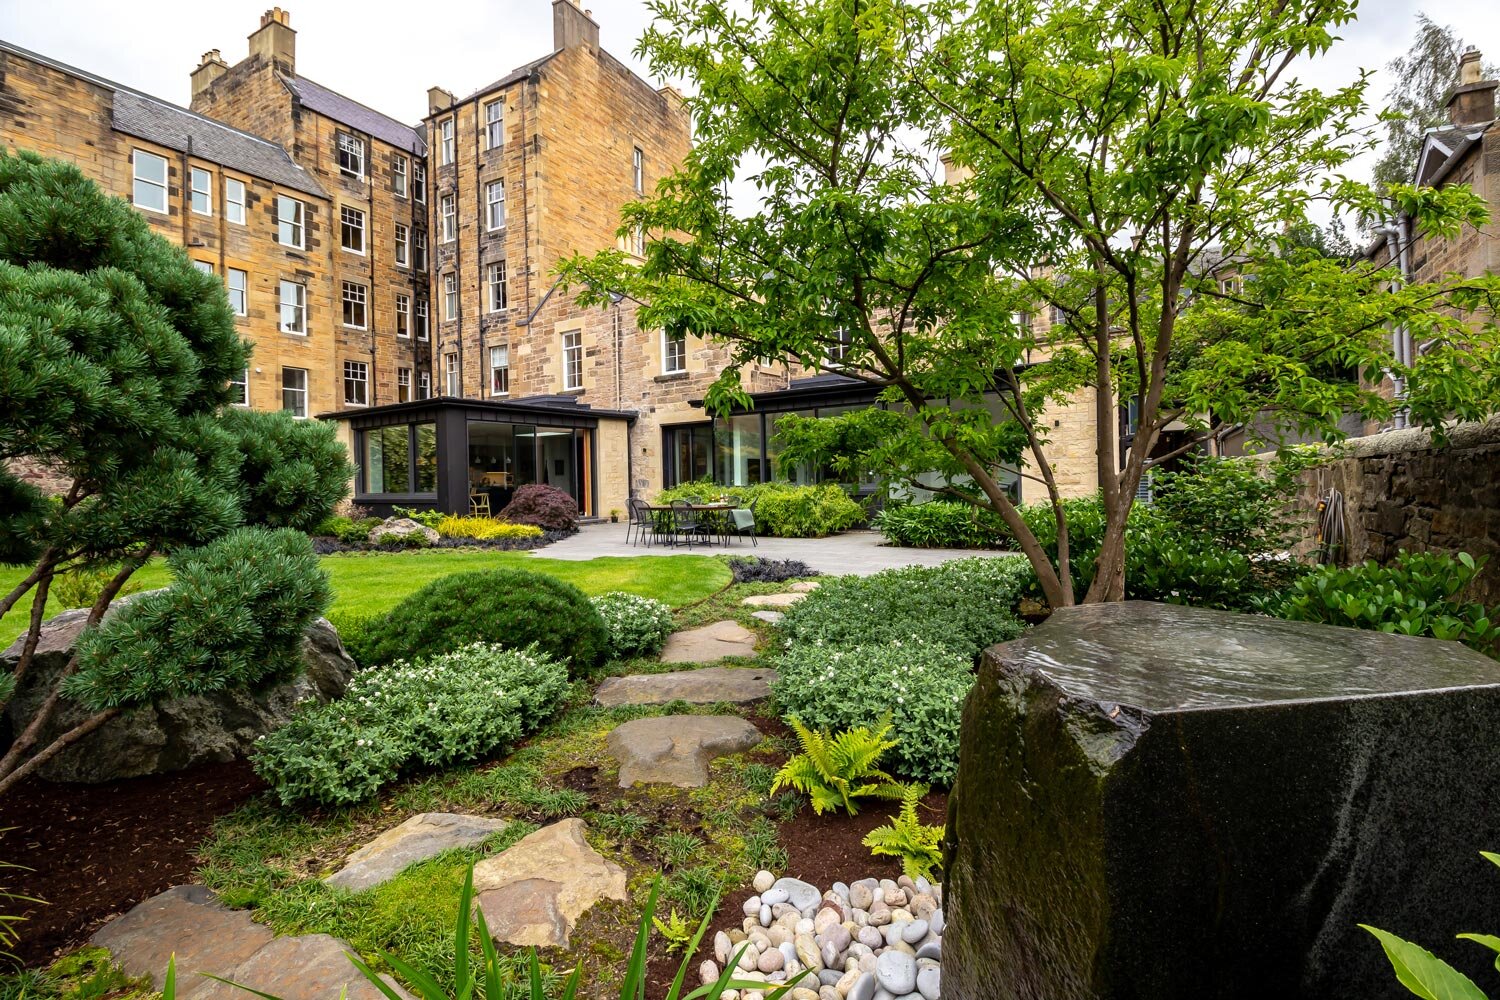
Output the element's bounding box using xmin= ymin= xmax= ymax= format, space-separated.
xmin=862 ymin=784 xmax=945 ymax=881
xmin=771 ymin=717 xmax=907 ymax=816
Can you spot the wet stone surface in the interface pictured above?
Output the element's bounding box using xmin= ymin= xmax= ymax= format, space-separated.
xmin=945 ymin=601 xmax=1500 ymax=1000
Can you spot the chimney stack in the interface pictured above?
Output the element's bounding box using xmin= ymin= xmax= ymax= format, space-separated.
xmin=190 ymin=49 xmax=229 ymax=100
xmin=1447 ymin=47 xmax=1496 ymax=126
xmin=427 ymin=87 xmax=455 ymax=115
xmin=553 ymin=0 xmax=600 ymax=51
xmin=248 ymin=8 xmax=296 ymax=74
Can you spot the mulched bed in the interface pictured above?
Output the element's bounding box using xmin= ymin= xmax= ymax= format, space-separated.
xmin=0 ymin=760 xmax=265 ymax=968
xmin=309 ymin=531 xmax=570 ymax=555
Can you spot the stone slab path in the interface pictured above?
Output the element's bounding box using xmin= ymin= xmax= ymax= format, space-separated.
xmin=595 ymin=666 xmax=777 ymax=706
xmin=741 ymin=592 xmax=807 ymax=608
xmin=607 ymin=715 xmax=763 ymax=787
xmin=91 ymin=885 xmax=408 ymax=1000
xmin=472 ymin=819 xmax=628 ymax=948
xmin=325 ymin=812 xmax=508 ymax=892
xmin=750 ymin=610 xmax=785 ymax=624
xmin=659 ymin=620 xmax=758 ymax=663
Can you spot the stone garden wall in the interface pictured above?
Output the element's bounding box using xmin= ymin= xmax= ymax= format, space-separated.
xmin=1285 ymin=415 xmax=1500 ymax=605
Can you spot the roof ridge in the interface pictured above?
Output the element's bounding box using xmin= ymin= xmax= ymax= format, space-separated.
xmin=0 ymin=38 xmax=298 ymax=157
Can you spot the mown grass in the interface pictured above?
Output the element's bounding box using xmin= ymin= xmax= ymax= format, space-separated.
xmin=0 ymin=550 xmax=730 ymax=647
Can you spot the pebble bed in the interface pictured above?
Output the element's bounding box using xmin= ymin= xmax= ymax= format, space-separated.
xmin=698 ymin=870 xmax=943 ymax=1000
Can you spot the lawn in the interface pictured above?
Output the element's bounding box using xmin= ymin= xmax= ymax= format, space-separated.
xmin=0 ymin=549 xmax=730 ymax=648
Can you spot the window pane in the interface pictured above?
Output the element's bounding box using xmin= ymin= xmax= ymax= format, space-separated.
xmin=132 ymin=151 xmax=167 ymax=212
xmin=414 ymin=423 xmax=437 ymax=493
xmin=225 ymin=178 xmax=246 ymax=223
xmin=190 ymin=168 xmax=211 ymax=215
xmin=715 ymin=413 xmax=764 ymax=486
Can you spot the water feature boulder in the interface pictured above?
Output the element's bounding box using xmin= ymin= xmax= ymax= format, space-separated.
xmin=944 ymin=601 xmax=1500 ymax=1000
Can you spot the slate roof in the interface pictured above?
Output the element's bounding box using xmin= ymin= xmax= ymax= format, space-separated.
xmin=282 ymin=75 xmax=426 ymax=155
xmin=0 ymin=39 xmax=325 ymax=199
xmin=451 ymin=52 xmax=560 ymax=110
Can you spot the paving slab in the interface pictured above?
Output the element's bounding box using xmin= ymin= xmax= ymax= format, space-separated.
xmin=191 ymin=933 xmax=410 ymax=1000
xmin=91 ymin=886 xmax=274 ymax=999
xmin=594 ymin=666 xmax=777 ymax=706
xmin=325 ymin=812 xmax=509 ymax=892
xmin=607 ymin=715 xmax=763 ymax=787
xmin=659 ymin=620 xmax=758 ymax=663
xmin=788 ymin=581 xmax=822 ymax=592
xmin=472 ymin=819 xmax=628 ymax=948
xmin=741 ymin=592 xmax=807 ymax=608
xmin=750 ymin=610 xmax=785 ymax=624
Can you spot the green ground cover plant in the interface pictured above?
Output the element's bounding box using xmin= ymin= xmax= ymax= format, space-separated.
xmin=770 ymin=718 xmax=906 ymax=816
xmin=329 ymin=569 xmax=608 ymax=671
xmin=591 ymin=593 xmax=675 ymax=660
xmin=253 ymin=643 xmax=571 ymax=806
xmin=863 ymin=785 xmax=944 ymax=881
xmin=657 ymin=480 xmax=864 ymax=538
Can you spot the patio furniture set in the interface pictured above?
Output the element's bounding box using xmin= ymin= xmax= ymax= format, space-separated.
xmin=624 ymin=497 xmax=759 ymax=548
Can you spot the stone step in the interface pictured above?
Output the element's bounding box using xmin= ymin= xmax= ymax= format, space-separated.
xmin=659 ymin=620 xmax=758 ymax=663
xmin=595 ymin=666 xmax=777 ymax=706
xmin=607 ymin=715 xmax=763 ymax=788
xmin=472 ymin=818 xmax=627 ymax=949
xmin=324 ymin=812 xmax=509 ymax=893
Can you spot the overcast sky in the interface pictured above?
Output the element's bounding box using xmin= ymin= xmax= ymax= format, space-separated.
xmin=4 ymin=0 xmax=1499 ymax=192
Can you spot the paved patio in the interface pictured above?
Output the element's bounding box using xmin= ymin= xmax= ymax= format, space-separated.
xmin=538 ymin=522 xmax=1017 ymax=576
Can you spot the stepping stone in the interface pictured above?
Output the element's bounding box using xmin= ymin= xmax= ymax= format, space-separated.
xmin=741 ymin=592 xmax=807 ymax=608
xmin=92 ymin=886 xmax=274 ymax=1000
xmin=606 ymin=715 xmax=763 ymax=787
xmin=472 ymin=818 xmax=628 ymax=948
xmin=750 ymin=610 xmax=784 ymax=624
xmin=788 ymin=581 xmax=821 ymax=592
xmin=595 ymin=666 xmax=777 ymax=706
xmin=659 ymin=620 xmax=758 ymax=663
xmin=325 ymin=812 xmax=509 ymax=892
xmin=192 ymin=933 xmax=411 ymax=1000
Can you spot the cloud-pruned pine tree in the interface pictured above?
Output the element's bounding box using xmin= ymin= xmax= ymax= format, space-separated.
xmin=0 ymin=150 xmax=352 ymax=794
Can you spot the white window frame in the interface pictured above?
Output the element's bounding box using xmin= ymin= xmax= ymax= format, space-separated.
xmin=394 ymin=223 xmax=409 ymax=267
xmin=413 ymin=162 xmax=426 ymax=203
xmin=340 ymin=205 xmax=366 ymax=255
xmin=397 ymin=366 xmax=412 ymax=402
xmin=631 ymin=224 xmax=646 ymax=257
xmin=440 ymin=193 xmax=456 ymax=243
xmin=415 ymin=298 xmax=429 ymax=340
xmin=444 ymin=352 xmax=460 ymax=396
xmin=413 ymin=229 xmax=428 ymax=270
xmin=439 ymin=118 xmax=455 ymax=165
xmin=826 ymin=326 xmax=852 ymax=367
xmin=395 ymin=292 xmax=411 ymax=338
xmin=443 ymin=273 xmax=459 ymax=321
xmin=192 ymin=260 xmax=213 ymax=275
xmin=277 ymin=195 xmax=305 ymax=249
xmin=343 ymin=359 xmax=369 ymax=406
xmin=229 ymin=367 xmax=249 ymax=407
xmin=486 ymin=180 xmax=506 ymax=230
xmin=337 ymin=132 xmax=365 ymax=178
xmin=392 ymin=153 xmax=408 ymax=198
xmin=562 ymin=330 xmax=583 ymax=391
xmin=279 ymin=279 xmax=306 ymax=334
xmin=225 ymin=177 xmax=246 ymax=224
xmin=190 ymin=166 xmax=212 ymax=216
xmin=486 ymin=260 xmax=507 ymax=312
xmin=633 ymin=145 xmax=644 ymax=194
xmin=342 ymin=280 xmax=368 ymax=329
xmin=485 ymin=99 xmax=505 ymax=150
xmin=489 ymin=344 xmax=509 ymax=396
xmin=132 ymin=149 xmax=168 ymax=213
xmin=419 ymin=371 xmax=431 ymax=399
xmin=282 ymin=366 xmax=308 ymax=418
xmin=227 ymin=267 xmax=248 ymax=316
xmin=663 ymin=327 xmax=687 ymax=374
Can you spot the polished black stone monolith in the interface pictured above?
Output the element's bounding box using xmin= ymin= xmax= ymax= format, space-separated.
xmin=944 ymin=601 xmax=1500 ymax=1000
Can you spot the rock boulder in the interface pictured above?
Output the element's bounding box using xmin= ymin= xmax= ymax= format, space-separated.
xmin=368 ymin=517 xmax=438 ymax=545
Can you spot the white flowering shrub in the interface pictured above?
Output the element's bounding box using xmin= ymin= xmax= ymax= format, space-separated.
xmin=776 ymin=557 xmax=1029 ymax=660
xmin=591 ymin=592 xmax=675 ymax=659
xmin=253 ymin=643 xmax=571 ymax=806
xmin=771 ymin=638 xmax=973 ymax=786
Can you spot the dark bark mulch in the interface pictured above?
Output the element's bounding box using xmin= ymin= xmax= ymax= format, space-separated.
xmin=0 ymin=760 xmax=265 ymax=968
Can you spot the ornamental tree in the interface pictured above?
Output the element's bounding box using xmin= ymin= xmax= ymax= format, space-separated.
xmin=559 ymin=0 xmax=1500 ymax=606
xmin=0 ymin=151 xmax=350 ymax=794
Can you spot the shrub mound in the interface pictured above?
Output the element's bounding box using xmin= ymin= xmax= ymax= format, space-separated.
xmin=872 ymin=501 xmax=1004 ymax=549
xmin=357 ymin=569 xmax=608 ymax=672
xmin=435 ymin=515 xmax=544 ymax=540
xmin=772 ymin=639 xmax=973 ymax=786
xmin=253 ymin=642 xmax=570 ymax=806
xmin=592 ymin=592 xmax=675 ymax=659
xmin=776 ymin=557 xmax=1029 ymax=660
xmin=500 ymin=484 xmax=581 ymax=532
xmin=658 ymin=480 xmax=864 ymax=538
xmin=727 ymin=557 xmax=819 ymax=584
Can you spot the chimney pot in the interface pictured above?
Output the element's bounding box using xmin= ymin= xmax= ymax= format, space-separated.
xmin=1460 ymin=47 xmax=1482 ymax=85
xmin=249 ymin=7 xmax=296 ymax=72
xmin=1447 ymin=46 xmax=1496 ymax=126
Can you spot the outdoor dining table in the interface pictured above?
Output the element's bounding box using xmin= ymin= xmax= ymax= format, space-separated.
xmin=643 ymin=502 xmax=736 ymax=546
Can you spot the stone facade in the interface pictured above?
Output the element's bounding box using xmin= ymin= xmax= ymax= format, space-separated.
xmin=1284 ymin=416 xmax=1500 ymax=606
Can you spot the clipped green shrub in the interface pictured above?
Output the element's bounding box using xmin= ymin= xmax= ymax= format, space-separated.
xmin=872 ymin=501 xmax=1005 ymax=549
xmin=252 ymin=643 xmax=571 ymax=806
xmin=358 ymin=569 xmax=608 ymax=672
xmin=592 ymin=591 xmax=675 ymax=659
xmin=1272 ymin=551 xmax=1499 ymax=654
xmin=776 ymin=557 xmax=1029 ymax=660
xmin=657 ymin=479 xmax=864 ymax=538
xmin=772 ymin=638 xmax=974 ymax=786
